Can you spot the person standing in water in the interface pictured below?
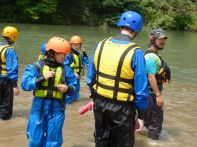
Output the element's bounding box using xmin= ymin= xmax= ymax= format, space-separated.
xmin=144 ymin=28 xmax=171 ymax=140
xmin=64 ymin=36 xmax=89 ymax=104
xmin=21 ymin=37 xmax=77 ymax=146
xmin=87 ymin=11 xmax=148 ymax=147
xmin=0 ymin=26 xmax=19 ymax=120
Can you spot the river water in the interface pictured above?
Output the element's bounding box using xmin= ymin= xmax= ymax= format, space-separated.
xmin=0 ymin=23 xmax=196 ymax=147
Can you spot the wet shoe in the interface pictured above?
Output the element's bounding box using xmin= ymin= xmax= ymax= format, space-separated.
xmin=0 ymin=110 xmax=11 ymax=120
xmin=0 ymin=115 xmax=12 ymax=120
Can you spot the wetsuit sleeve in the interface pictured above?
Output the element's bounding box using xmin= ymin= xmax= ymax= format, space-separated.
xmin=86 ymin=53 xmax=96 ymax=86
xmin=131 ymin=49 xmax=149 ymax=112
xmin=82 ymin=51 xmax=89 ymax=67
xmin=64 ymin=54 xmax=73 ymax=66
xmin=86 ymin=53 xmax=96 ymax=97
xmin=21 ymin=64 xmax=39 ymax=91
xmin=5 ymin=48 xmax=18 ymax=87
xmin=64 ymin=65 xmax=77 ymax=95
xmin=86 ymin=43 xmax=100 ymax=97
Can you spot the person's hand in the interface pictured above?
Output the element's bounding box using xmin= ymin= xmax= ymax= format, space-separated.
xmin=81 ymin=47 xmax=85 ymax=52
xmin=75 ymin=73 xmax=79 ymax=79
xmin=156 ymin=95 xmax=164 ymax=107
xmin=44 ymin=71 xmax=55 ymax=80
xmin=58 ymin=84 xmax=68 ymax=93
xmin=135 ymin=119 xmax=144 ymax=132
xmin=13 ymin=87 xmax=19 ymax=96
xmin=163 ymin=79 xmax=169 ymax=85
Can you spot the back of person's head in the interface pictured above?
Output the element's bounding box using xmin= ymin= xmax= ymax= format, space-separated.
xmin=117 ymin=11 xmax=143 ymax=33
xmin=3 ymin=26 xmax=19 ymax=44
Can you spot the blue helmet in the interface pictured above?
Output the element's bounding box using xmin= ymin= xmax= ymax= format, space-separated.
xmin=117 ymin=11 xmax=143 ymax=33
xmin=40 ymin=43 xmax=47 ymax=54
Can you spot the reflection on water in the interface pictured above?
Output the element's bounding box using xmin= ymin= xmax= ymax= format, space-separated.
xmin=0 ymin=24 xmax=196 ymax=147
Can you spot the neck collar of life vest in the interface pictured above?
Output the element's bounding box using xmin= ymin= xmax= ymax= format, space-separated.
xmin=43 ymin=58 xmax=63 ymax=68
xmin=71 ymin=48 xmax=80 ymax=55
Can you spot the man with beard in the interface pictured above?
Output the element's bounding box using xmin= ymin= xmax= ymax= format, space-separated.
xmin=144 ymin=28 xmax=171 ymax=140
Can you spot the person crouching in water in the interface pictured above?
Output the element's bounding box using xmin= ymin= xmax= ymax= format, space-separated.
xmin=64 ymin=36 xmax=89 ymax=104
xmin=21 ymin=37 xmax=77 ymax=147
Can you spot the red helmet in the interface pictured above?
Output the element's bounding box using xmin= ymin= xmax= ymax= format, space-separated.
xmin=46 ymin=37 xmax=70 ymax=55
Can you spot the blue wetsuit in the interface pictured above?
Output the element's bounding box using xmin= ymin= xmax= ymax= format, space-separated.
xmin=21 ymin=59 xmax=77 ymax=147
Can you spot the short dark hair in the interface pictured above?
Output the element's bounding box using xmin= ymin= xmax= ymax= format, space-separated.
xmin=46 ymin=49 xmax=55 ymax=59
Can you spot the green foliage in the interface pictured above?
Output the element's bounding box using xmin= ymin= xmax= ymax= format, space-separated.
xmin=100 ymin=0 xmax=141 ymax=26
xmin=0 ymin=0 xmax=196 ymax=30
xmin=137 ymin=0 xmax=197 ymax=30
xmin=16 ymin=0 xmax=58 ymax=21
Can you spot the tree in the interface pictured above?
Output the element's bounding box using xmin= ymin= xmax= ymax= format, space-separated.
xmin=16 ymin=0 xmax=59 ymax=23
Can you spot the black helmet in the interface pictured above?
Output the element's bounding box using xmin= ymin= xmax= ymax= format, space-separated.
xmin=149 ymin=28 xmax=167 ymax=41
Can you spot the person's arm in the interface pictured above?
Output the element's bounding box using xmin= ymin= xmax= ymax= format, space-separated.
xmin=6 ymin=48 xmax=18 ymax=86
xmin=21 ymin=64 xmax=40 ymax=91
xmin=6 ymin=48 xmax=19 ymax=96
xmin=145 ymin=55 xmax=164 ymax=107
xmin=64 ymin=65 xmax=77 ymax=95
xmin=132 ymin=49 xmax=149 ymax=112
xmin=148 ymin=74 xmax=163 ymax=107
xmin=81 ymin=47 xmax=89 ymax=67
xmin=132 ymin=49 xmax=149 ymax=132
xmin=86 ymin=53 xmax=96 ymax=97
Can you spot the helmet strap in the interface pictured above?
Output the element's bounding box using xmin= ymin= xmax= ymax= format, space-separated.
xmin=3 ymin=36 xmax=14 ymax=45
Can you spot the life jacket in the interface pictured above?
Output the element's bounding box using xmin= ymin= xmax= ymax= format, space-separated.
xmin=70 ymin=51 xmax=83 ymax=75
xmin=144 ymin=49 xmax=171 ymax=86
xmin=93 ymin=37 xmax=139 ymax=102
xmin=0 ymin=45 xmax=13 ymax=76
xmin=33 ymin=60 xmax=65 ymax=100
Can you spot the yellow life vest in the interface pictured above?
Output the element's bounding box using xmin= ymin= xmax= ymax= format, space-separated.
xmin=0 ymin=45 xmax=13 ymax=76
xmin=70 ymin=53 xmax=83 ymax=74
xmin=93 ymin=38 xmax=139 ymax=102
xmin=33 ymin=63 xmax=65 ymax=100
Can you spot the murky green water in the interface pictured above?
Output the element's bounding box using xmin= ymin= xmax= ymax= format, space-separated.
xmin=0 ymin=23 xmax=196 ymax=147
